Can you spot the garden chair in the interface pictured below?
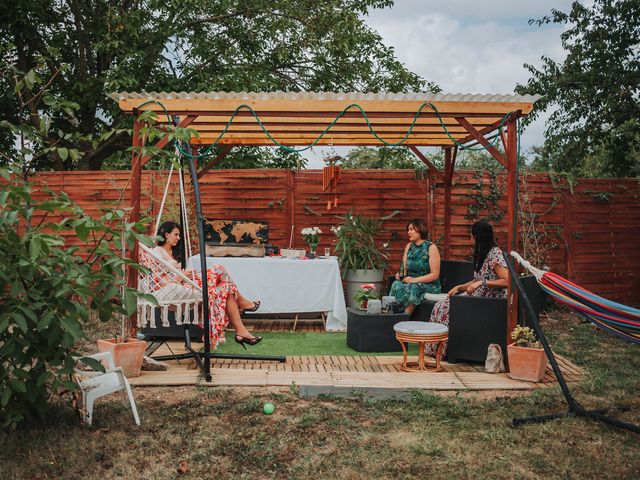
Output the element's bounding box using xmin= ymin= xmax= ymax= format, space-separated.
xmin=74 ymin=351 xmax=141 ymax=426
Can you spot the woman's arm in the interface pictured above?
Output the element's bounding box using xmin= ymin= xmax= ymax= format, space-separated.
xmin=463 ymin=263 xmax=509 ymax=294
xmin=404 ymin=243 xmax=441 ymax=284
xmin=448 ymin=279 xmax=475 ymax=296
xmin=395 ymin=243 xmax=411 ymax=280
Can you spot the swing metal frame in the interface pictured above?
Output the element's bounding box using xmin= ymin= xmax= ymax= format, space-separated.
xmin=503 ymin=252 xmax=640 ymax=435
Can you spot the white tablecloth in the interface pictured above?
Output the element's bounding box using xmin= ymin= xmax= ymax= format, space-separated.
xmin=187 ymin=255 xmax=347 ymax=331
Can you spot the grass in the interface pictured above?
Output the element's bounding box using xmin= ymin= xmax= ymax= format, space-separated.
xmin=1 ymin=306 xmax=639 ymax=479
xmin=215 ymin=332 xmax=418 ymax=356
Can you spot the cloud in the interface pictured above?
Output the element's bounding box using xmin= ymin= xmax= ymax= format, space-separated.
xmin=305 ymin=1 xmax=575 ymax=166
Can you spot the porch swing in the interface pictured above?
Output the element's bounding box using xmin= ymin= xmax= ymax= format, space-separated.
xmin=137 ymin=161 xmax=202 ymax=330
xmin=136 ymin=149 xmax=285 ymax=376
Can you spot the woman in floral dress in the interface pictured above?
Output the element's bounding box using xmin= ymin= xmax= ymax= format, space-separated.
xmin=427 ymin=220 xmax=508 ymax=357
xmin=152 ymin=221 xmax=262 ymax=349
xmin=390 ymin=219 xmax=441 ymax=315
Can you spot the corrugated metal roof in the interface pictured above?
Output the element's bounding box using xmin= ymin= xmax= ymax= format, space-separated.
xmin=108 ymin=91 xmax=541 ymax=103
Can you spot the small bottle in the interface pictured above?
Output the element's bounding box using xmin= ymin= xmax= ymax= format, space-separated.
xmin=399 ymin=262 xmax=405 ymax=280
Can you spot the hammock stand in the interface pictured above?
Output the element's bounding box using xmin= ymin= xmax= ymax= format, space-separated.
xmin=138 ymin=154 xmax=285 ymax=381
xmin=505 ymin=252 xmax=639 ymax=435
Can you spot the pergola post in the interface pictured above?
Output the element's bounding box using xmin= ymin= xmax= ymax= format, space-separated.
xmin=126 ymin=110 xmax=143 ymax=337
xmin=442 ymin=147 xmax=456 ymax=258
xmin=505 ymin=115 xmax=520 ymax=344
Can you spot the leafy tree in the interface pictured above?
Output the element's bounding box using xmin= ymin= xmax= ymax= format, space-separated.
xmin=517 ymin=0 xmax=640 ymax=178
xmin=341 ymin=146 xmax=423 ymax=169
xmin=1 ymin=0 xmax=434 ymax=171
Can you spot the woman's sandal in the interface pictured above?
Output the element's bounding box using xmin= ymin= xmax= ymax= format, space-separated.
xmin=234 ymin=335 xmax=262 ymax=349
xmin=243 ymin=300 xmax=261 ymax=312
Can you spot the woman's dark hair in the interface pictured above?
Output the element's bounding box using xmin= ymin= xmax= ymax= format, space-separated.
xmin=407 ymin=218 xmax=427 ymax=240
xmin=471 ymin=220 xmax=496 ymax=272
xmin=156 ymin=221 xmax=183 ymax=263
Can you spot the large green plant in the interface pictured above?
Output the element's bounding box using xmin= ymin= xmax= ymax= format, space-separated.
xmin=332 ymin=213 xmax=388 ymax=273
xmin=0 ymin=167 xmax=152 ymax=429
xmin=0 ymin=66 xmax=165 ymax=429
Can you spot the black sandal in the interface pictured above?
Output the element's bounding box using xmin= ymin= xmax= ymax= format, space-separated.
xmin=243 ymin=300 xmax=261 ymax=312
xmin=234 ymin=335 xmax=263 ymax=349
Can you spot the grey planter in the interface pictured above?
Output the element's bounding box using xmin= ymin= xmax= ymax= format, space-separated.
xmin=345 ymin=268 xmax=385 ymax=309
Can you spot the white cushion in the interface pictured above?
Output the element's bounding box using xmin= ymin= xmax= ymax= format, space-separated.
xmin=423 ymin=292 xmax=448 ymax=303
xmin=394 ymin=321 xmax=448 ymax=335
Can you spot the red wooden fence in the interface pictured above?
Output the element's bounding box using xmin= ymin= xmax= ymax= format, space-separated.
xmin=29 ymin=169 xmax=640 ymax=304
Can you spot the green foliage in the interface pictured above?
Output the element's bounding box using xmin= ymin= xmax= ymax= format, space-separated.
xmin=511 ymin=325 xmax=540 ymax=348
xmin=332 ymin=213 xmax=388 ymax=273
xmin=341 ymin=146 xmax=423 ymax=169
xmin=1 ymin=0 xmax=434 ymax=171
xmin=517 ymin=0 xmax=640 ymax=178
xmin=0 ymin=165 xmax=152 ymax=429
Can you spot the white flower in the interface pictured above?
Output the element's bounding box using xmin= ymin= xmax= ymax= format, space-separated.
xmin=382 ymin=243 xmax=389 ymax=249
xmin=330 ymin=226 xmax=341 ymax=235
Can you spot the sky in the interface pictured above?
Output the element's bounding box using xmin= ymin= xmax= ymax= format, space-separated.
xmin=304 ymin=0 xmax=575 ymax=168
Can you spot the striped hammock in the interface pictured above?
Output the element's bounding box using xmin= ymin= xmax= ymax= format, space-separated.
xmin=511 ymin=252 xmax=640 ymax=345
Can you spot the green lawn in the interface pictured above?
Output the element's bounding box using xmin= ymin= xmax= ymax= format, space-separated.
xmin=215 ymin=331 xmax=418 ymax=356
xmin=2 ymin=306 xmax=639 ymax=479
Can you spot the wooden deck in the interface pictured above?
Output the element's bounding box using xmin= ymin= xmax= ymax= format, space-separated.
xmin=130 ymin=319 xmax=584 ymax=391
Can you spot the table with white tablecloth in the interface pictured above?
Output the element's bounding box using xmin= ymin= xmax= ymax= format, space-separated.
xmin=187 ymin=255 xmax=347 ymax=331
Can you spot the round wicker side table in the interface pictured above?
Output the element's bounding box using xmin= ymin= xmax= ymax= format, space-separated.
xmin=394 ymin=321 xmax=449 ymax=372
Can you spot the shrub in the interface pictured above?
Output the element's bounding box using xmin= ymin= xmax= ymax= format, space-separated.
xmin=0 ymin=167 xmax=149 ymax=429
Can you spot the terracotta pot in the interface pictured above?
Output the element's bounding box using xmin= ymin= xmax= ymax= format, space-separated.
xmin=507 ymin=342 xmax=547 ymax=382
xmin=97 ymin=338 xmax=146 ymax=377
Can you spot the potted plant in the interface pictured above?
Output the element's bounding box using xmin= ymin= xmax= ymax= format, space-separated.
xmin=97 ymin=222 xmax=147 ymax=378
xmin=332 ymin=213 xmax=389 ymax=308
xmin=507 ymin=326 xmax=548 ymax=382
xmin=352 ymin=284 xmax=379 ymax=310
xmin=97 ymin=334 xmax=146 ymax=378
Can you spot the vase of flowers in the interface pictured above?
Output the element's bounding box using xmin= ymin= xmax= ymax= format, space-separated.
xmin=301 ymin=226 xmax=322 ymax=258
xmin=353 ymin=284 xmax=379 ymax=310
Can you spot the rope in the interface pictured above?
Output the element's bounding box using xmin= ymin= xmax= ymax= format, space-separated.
xmin=133 ymin=99 xmax=515 ymax=160
xmin=177 ymin=158 xmax=193 ymax=260
xmin=154 ymin=164 xmax=174 ymax=235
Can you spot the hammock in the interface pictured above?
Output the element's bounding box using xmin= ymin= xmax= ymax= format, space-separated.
xmin=137 ymin=243 xmax=202 ymax=329
xmin=510 ymin=252 xmax=640 ymax=345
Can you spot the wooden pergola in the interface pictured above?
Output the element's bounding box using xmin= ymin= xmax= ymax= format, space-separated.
xmin=113 ymin=91 xmax=538 ymax=379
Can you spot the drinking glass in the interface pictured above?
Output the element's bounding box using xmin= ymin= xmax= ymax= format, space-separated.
xmin=324 ymin=247 xmax=331 ymax=257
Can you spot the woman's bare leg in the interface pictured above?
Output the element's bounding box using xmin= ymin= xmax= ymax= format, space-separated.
xmin=225 ymin=295 xmax=254 ymax=338
xmin=234 ymin=291 xmax=256 ymax=311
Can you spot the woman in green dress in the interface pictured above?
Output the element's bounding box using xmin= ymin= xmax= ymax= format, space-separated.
xmin=389 ymin=219 xmax=441 ymax=315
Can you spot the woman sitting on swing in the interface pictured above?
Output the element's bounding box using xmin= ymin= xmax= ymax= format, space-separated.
xmin=153 ymin=221 xmax=262 ymax=349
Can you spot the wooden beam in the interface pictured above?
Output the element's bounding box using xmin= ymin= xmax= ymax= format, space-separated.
xmin=505 ymin=116 xmax=519 ymax=355
xmin=167 ymin=124 xmax=472 ymax=134
xmin=139 ymin=115 xmax=198 ymax=168
xmin=408 ymin=146 xmax=443 ymax=179
xmin=119 ymin=98 xmax=535 ymax=116
xmin=443 ymin=147 xmax=454 ymax=258
xmin=197 ymin=145 xmax=233 ymax=178
xmin=455 ymin=117 xmax=508 ymax=169
xmin=156 ymin=116 xmax=503 ymax=127
xmin=190 ymin=137 xmax=460 ymax=147
xmin=127 ymin=111 xmax=143 ymax=337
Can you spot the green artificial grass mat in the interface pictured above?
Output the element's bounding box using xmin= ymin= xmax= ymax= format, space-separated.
xmin=214 ymin=332 xmax=418 ymax=356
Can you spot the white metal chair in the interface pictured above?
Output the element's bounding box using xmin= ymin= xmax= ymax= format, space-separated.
xmin=74 ymin=351 xmax=141 ymax=426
